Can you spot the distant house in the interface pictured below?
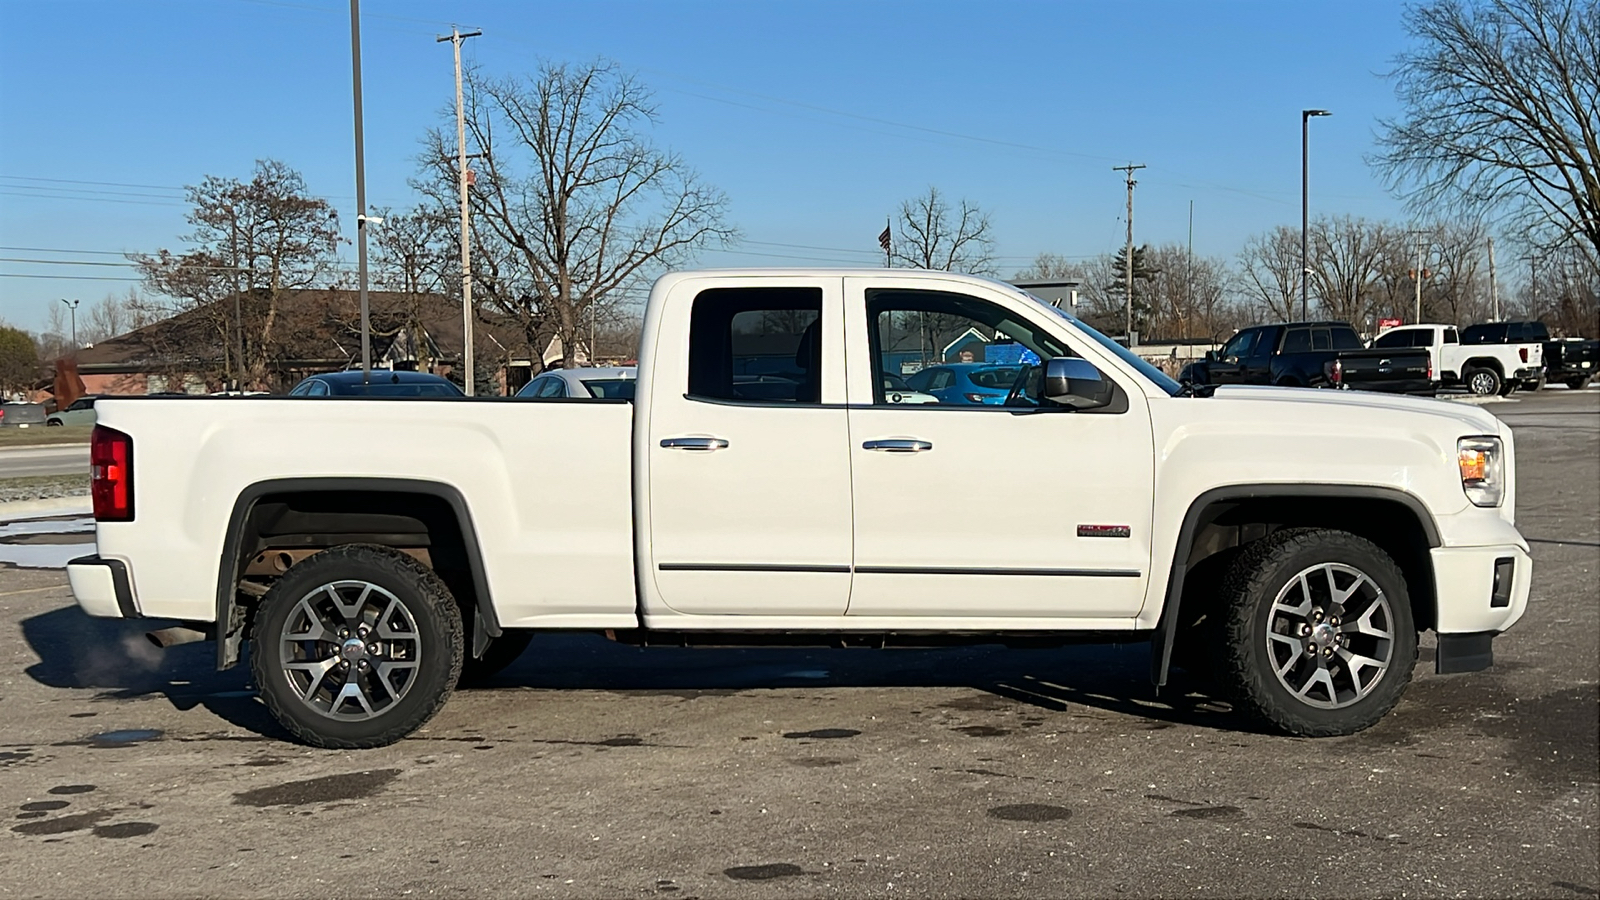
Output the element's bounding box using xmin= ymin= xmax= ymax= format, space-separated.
xmin=62 ymin=290 xmax=546 ymax=397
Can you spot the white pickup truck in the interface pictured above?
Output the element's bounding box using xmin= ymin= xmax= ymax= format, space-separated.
xmin=1372 ymin=323 xmax=1543 ymax=395
xmin=69 ymin=269 xmax=1531 ymax=749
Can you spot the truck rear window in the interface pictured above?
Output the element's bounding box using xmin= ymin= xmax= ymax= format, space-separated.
xmin=688 ymin=287 xmax=824 ymax=403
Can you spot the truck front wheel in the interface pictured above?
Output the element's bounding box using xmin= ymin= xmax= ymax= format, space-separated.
xmin=1214 ymin=528 xmax=1416 ymax=737
xmin=250 ymin=544 xmax=464 ymax=749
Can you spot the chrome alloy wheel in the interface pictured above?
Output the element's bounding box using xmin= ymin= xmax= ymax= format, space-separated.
xmin=279 ymin=580 xmax=421 ymax=720
xmin=1264 ymin=563 xmax=1394 ymax=709
xmin=1469 ymin=371 xmax=1498 ymax=395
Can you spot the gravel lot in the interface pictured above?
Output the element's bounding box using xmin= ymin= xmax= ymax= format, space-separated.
xmin=0 ymin=390 xmax=1594 ymax=898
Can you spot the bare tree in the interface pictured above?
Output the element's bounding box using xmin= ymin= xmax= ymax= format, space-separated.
xmin=1071 ymin=252 xmax=1128 ymax=335
xmin=1139 ymin=244 xmax=1237 ymax=341
xmin=1376 ymin=0 xmax=1600 ymax=265
xmin=78 ymin=290 xmax=151 ymax=345
xmin=1012 ymin=251 xmax=1084 ymax=282
xmin=130 ymin=159 xmax=343 ymax=389
xmin=370 ymin=205 xmax=455 ymax=370
xmin=417 ymin=60 xmax=734 ymax=369
xmin=1308 ymin=216 xmax=1390 ymax=324
xmin=1237 ymin=226 xmax=1304 ymax=323
xmin=891 ymin=186 xmax=996 ymax=274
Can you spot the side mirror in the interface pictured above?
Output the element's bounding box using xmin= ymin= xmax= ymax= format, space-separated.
xmin=1041 ymin=357 xmax=1114 ymax=411
xmin=1204 ymin=350 xmax=1219 ymax=363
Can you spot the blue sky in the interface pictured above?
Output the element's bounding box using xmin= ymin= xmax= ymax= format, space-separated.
xmin=0 ymin=0 xmax=1419 ymax=332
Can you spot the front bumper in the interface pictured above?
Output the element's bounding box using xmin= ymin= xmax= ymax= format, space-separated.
xmin=1429 ymin=542 xmax=1531 ymax=672
xmin=67 ymin=555 xmax=137 ymax=618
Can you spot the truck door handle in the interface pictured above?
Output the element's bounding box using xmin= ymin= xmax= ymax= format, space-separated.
xmin=862 ymin=439 xmax=932 ymax=453
xmin=660 ymin=437 xmax=729 ymax=451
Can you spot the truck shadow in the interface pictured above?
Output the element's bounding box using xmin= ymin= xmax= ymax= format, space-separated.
xmin=472 ymin=632 xmax=1253 ymax=733
xmin=18 ymin=607 xmax=1246 ymax=737
xmin=18 ymin=604 xmax=288 ymax=741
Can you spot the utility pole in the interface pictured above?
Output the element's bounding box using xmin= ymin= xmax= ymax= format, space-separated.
xmin=350 ymin=0 xmax=372 ymax=383
xmin=1521 ymin=255 xmax=1539 ymax=316
xmin=438 ymin=25 xmax=483 ymax=394
xmin=1113 ymin=163 xmax=1146 ymax=344
xmin=59 ymin=299 xmax=79 ymax=348
xmin=1405 ymin=228 xmax=1432 ymax=324
xmin=1186 ymin=200 xmax=1194 ymax=334
xmin=1486 ymin=236 xmax=1499 ymax=321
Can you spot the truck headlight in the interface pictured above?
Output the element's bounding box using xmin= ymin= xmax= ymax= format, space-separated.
xmin=1458 ymin=436 xmax=1504 ymax=507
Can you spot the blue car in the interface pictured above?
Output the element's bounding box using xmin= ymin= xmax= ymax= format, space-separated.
xmin=902 ymin=363 xmax=1025 ymax=405
xmin=287 ymin=370 xmax=466 ymax=397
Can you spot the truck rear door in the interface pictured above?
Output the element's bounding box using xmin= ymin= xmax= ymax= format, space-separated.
xmin=642 ymin=276 xmax=853 ymax=616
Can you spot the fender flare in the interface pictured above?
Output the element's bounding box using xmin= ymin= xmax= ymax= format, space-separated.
xmin=1149 ymin=483 xmax=1441 ymax=688
xmin=214 ymin=477 xmax=499 ymax=670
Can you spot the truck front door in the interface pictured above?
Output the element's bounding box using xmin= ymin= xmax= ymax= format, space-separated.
xmin=642 ymin=277 xmax=853 ymax=616
xmin=841 ymin=277 xmax=1155 ymax=621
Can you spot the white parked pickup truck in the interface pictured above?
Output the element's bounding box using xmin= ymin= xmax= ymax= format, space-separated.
xmin=1372 ymin=323 xmax=1543 ymax=396
xmin=69 ymin=269 xmax=1531 ymax=748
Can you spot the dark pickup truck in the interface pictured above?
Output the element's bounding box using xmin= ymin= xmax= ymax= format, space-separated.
xmin=1180 ymin=321 xmax=1433 ymax=394
xmin=1463 ymin=320 xmax=1600 ymax=390
xmin=1546 ymin=337 xmax=1600 ymax=389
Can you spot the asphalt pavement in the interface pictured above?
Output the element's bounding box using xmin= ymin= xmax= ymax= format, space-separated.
xmin=0 ymin=390 xmax=1594 ymax=898
xmin=0 ymin=444 xmax=90 ymax=478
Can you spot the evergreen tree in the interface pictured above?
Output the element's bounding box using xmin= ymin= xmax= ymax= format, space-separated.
xmin=1103 ymin=244 xmax=1160 ymax=335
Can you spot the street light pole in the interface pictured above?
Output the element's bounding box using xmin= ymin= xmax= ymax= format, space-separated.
xmin=350 ymin=0 xmax=372 ymax=384
xmin=1301 ymin=109 xmax=1331 ymax=322
xmin=59 ymin=299 xmax=79 ymax=347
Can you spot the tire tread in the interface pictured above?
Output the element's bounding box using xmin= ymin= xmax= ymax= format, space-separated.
xmin=250 ymin=544 xmax=463 ymax=750
xmin=1213 ymin=527 xmax=1416 ymax=737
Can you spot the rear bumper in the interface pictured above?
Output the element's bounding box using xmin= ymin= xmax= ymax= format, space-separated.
xmin=67 ymin=555 xmax=137 ymax=618
xmin=1346 ymin=378 xmax=1436 ymax=395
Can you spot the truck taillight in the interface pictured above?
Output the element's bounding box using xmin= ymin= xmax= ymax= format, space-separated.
xmin=1519 ymin=347 xmax=1529 ymax=363
xmin=90 ymin=425 xmax=134 ymax=521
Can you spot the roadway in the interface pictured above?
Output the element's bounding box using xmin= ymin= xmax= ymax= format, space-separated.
xmin=0 ymin=444 xmax=89 ymax=478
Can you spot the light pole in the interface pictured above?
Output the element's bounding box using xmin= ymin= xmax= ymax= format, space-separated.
xmin=59 ymin=298 xmax=80 ymax=347
xmin=350 ymin=0 xmax=372 ymax=384
xmin=1301 ymin=109 xmax=1331 ymax=321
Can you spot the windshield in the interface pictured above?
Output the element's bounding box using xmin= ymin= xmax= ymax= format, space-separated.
xmin=1033 ymin=298 xmax=1183 ymax=396
xmin=582 ymin=378 xmax=637 ymax=400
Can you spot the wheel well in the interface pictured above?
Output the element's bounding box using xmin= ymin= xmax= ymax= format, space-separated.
xmin=217 ymin=484 xmax=495 ymax=669
xmin=1463 ymin=357 xmax=1504 ymax=375
xmin=1178 ymin=495 xmax=1437 ymax=633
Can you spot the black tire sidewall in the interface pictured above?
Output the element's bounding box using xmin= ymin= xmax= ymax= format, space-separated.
xmin=1466 ymin=367 xmax=1500 ymax=395
xmin=250 ymin=545 xmax=463 ymax=748
xmin=1222 ymin=530 xmax=1417 ymax=736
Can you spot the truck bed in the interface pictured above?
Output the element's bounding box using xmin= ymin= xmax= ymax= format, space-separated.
xmin=90 ymin=396 xmax=638 ymax=628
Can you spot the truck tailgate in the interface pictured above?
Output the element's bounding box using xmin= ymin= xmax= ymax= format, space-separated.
xmin=1335 ymin=349 xmax=1431 ymax=391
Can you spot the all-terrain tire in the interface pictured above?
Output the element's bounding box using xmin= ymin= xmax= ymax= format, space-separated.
xmin=1212 ymin=528 xmax=1416 ymax=737
xmin=250 ymin=544 xmax=463 ymax=749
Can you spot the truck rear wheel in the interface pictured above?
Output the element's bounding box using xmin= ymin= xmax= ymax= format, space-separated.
xmin=1214 ymin=528 xmax=1416 ymax=737
xmin=250 ymin=544 xmax=463 ymax=749
xmin=1464 ymin=367 xmax=1501 ymax=396
xmin=1568 ymin=375 xmax=1592 ymax=390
